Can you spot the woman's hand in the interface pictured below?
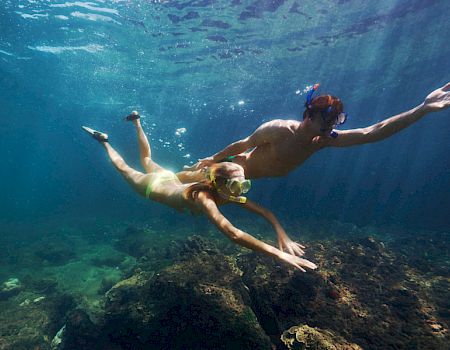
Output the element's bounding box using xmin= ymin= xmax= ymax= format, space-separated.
xmin=277 ymin=251 xmax=317 ymax=272
xmin=423 ymin=82 xmax=450 ymax=113
xmin=277 ymin=229 xmax=306 ymax=257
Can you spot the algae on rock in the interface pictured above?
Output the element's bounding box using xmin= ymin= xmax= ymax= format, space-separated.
xmin=281 ymin=324 xmax=363 ymax=350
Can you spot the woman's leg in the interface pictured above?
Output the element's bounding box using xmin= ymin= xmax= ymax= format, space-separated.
xmin=102 ymin=142 xmax=149 ymax=196
xmin=132 ymin=119 xmax=162 ymax=173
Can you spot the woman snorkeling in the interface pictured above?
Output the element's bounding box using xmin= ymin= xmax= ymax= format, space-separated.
xmin=82 ymin=111 xmax=316 ymax=272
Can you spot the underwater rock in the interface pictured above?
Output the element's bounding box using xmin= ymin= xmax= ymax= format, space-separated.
xmin=173 ymin=234 xmax=220 ymax=260
xmin=0 ymin=290 xmax=76 ymax=349
xmin=23 ymin=276 xmax=58 ymax=295
xmin=0 ymin=277 xmax=23 ymax=300
xmin=281 ymin=324 xmax=362 ymax=350
xmin=47 ymin=234 xmax=449 ymax=350
xmin=100 ymin=249 xmax=272 ymax=349
xmin=114 ymin=226 xmax=154 ymax=258
xmin=98 ymin=276 xmax=121 ymax=295
xmin=91 ymin=254 xmax=125 ymax=268
xmin=237 ymin=237 xmax=449 ymax=349
xmin=34 ymin=241 xmax=76 ymax=266
xmin=52 ymin=309 xmax=101 ymax=350
xmin=57 ymin=238 xmax=272 ymax=349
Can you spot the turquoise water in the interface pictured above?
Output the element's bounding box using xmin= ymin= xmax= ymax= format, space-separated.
xmin=0 ymin=1 xmax=449 ymax=349
xmin=1 ymin=0 xmax=449 ymax=230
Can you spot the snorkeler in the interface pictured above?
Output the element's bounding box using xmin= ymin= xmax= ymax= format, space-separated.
xmin=179 ymin=82 xmax=450 ymax=180
xmin=82 ymin=112 xmax=317 ymax=272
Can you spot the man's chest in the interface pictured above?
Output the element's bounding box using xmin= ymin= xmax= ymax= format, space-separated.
xmin=268 ymin=138 xmax=316 ymax=164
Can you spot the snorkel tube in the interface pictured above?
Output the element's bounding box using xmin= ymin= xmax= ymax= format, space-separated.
xmin=305 ymin=83 xmax=320 ymax=109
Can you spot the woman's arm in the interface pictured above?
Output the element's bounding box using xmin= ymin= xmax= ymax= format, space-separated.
xmin=196 ymin=192 xmax=317 ymax=272
xmin=240 ymin=199 xmax=305 ymax=257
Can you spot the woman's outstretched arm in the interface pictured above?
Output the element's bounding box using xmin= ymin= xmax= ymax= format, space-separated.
xmin=195 ymin=192 xmax=317 ymax=272
xmin=239 ymin=199 xmax=305 ymax=257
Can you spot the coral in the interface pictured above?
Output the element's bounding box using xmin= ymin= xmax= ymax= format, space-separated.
xmin=0 ymin=277 xmax=23 ymax=300
xmin=281 ymin=325 xmax=362 ymax=350
xmin=238 ymin=235 xmax=449 ymax=349
xmin=4 ymin=227 xmax=447 ymax=350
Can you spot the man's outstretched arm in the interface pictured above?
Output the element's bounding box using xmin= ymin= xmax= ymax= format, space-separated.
xmin=327 ymin=82 xmax=450 ymax=148
xmin=196 ymin=121 xmax=277 ymax=167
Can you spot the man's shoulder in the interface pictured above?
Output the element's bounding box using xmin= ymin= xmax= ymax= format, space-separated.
xmin=261 ymin=118 xmax=299 ymax=129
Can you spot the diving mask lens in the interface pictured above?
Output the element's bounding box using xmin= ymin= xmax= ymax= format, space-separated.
xmin=240 ymin=179 xmax=251 ymax=194
xmin=226 ymin=179 xmax=252 ymax=194
xmin=336 ymin=112 xmax=347 ymax=125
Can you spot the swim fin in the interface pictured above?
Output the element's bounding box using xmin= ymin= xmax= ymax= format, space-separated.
xmin=81 ymin=126 xmax=108 ymax=142
xmin=125 ymin=111 xmax=140 ymax=121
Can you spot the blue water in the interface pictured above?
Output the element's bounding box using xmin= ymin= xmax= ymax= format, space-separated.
xmin=0 ymin=2 xmax=449 ymax=349
xmin=1 ymin=0 xmax=450 ymax=234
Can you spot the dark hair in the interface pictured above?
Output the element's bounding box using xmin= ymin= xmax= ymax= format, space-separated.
xmin=303 ymin=95 xmax=344 ymax=120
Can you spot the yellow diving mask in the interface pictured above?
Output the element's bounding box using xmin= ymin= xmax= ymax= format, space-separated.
xmin=225 ymin=178 xmax=251 ymax=195
xmin=206 ymin=168 xmax=251 ymax=204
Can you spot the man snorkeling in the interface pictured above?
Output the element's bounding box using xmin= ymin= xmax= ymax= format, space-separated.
xmin=178 ymin=82 xmax=450 ymax=181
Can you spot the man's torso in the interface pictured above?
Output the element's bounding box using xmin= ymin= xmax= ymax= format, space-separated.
xmin=235 ymin=121 xmax=321 ymax=178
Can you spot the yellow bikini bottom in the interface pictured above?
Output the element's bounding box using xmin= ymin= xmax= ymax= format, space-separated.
xmin=145 ymin=170 xmax=178 ymax=198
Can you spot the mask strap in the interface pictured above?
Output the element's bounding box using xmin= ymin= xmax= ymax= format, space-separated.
xmin=206 ymin=168 xmax=217 ymax=186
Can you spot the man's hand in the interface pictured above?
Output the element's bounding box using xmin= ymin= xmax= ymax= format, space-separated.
xmin=277 ymin=251 xmax=317 ymax=272
xmin=277 ymin=230 xmax=306 ymax=257
xmin=197 ymin=156 xmax=216 ymax=168
xmin=182 ymin=157 xmax=215 ymax=171
xmin=423 ymin=82 xmax=450 ymax=113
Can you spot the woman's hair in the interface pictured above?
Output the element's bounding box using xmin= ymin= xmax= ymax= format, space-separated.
xmin=184 ymin=162 xmax=244 ymax=201
xmin=303 ymin=95 xmax=344 ymax=120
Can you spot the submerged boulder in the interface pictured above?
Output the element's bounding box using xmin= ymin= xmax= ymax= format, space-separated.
xmin=238 ymin=237 xmax=449 ymax=349
xmin=281 ymin=324 xmax=362 ymax=350
xmin=51 ymin=309 xmax=101 ymax=350
xmin=0 ymin=291 xmax=76 ymax=349
xmin=102 ymin=249 xmax=272 ymax=349
xmin=0 ymin=277 xmax=23 ymax=300
xmin=33 ymin=240 xmax=77 ymax=266
xmin=55 ymin=234 xmax=449 ymax=350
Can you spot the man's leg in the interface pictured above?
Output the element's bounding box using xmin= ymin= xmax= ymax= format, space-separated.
xmin=132 ymin=119 xmax=162 ymax=173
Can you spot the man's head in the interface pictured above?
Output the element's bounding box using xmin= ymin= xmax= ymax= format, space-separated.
xmin=303 ymin=85 xmax=346 ymax=136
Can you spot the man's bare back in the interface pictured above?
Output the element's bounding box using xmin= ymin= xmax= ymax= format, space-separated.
xmin=231 ymin=120 xmax=321 ymax=178
xmin=179 ymin=83 xmax=450 ymax=181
